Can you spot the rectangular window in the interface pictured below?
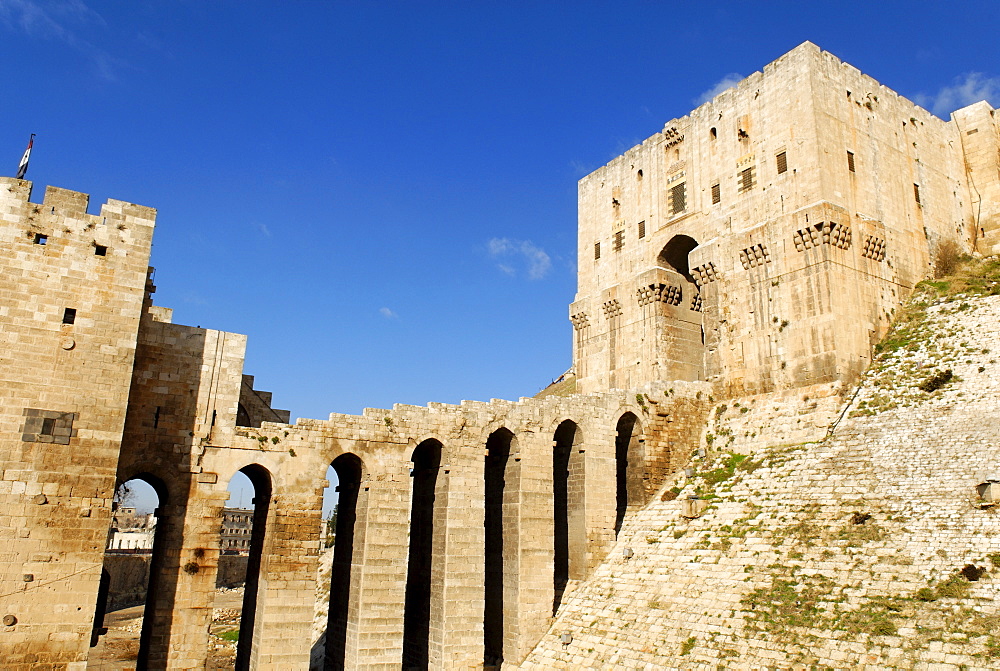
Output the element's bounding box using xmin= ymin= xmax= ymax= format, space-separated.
xmin=62 ymin=308 xmax=76 ymax=325
xmin=738 ymin=167 xmax=755 ymax=193
xmin=613 ymin=230 xmax=624 ymax=252
xmin=847 ymin=151 xmax=855 ymax=172
xmin=34 ymin=233 xmax=47 ymax=245
xmin=711 ymin=183 xmax=721 ymax=204
xmin=638 ymin=220 xmax=645 ymax=239
xmin=21 ymin=409 xmax=77 ymax=445
xmin=776 ymin=151 xmax=787 ymax=174
xmin=670 ymin=182 xmax=686 ymax=215
xmin=914 ymin=183 xmax=921 ymax=204
xmin=594 ymin=242 xmax=601 ymax=260
xmin=94 ymin=245 xmax=107 ymax=256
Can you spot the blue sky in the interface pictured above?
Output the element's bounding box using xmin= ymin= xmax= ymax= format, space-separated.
xmin=3 ymin=0 xmax=999 ymax=430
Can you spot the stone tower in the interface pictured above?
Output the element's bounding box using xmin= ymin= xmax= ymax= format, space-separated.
xmin=0 ymin=179 xmax=156 ymax=668
xmin=570 ymin=42 xmax=1000 ymax=397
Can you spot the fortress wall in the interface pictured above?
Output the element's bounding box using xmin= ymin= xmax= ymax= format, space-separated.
xmin=111 ymin=382 xmax=708 ymax=668
xmin=3 ymin=42 xmax=998 ymax=670
xmin=571 ymin=41 xmax=993 ymax=399
xmin=0 ymin=179 xmax=155 ymax=669
xmin=523 ymin=293 xmax=1000 ymax=669
xmin=112 ymin=315 xmax=249 ymax=668
xmin=953 ymin=101 xmax=1000 ymax=255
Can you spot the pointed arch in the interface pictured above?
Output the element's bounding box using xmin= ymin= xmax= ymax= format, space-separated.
xmin=114 ymin=472 xmax=169 ymax=671
xmin=403 ymin=439 xmax=444 ymax=668
xmin=231 ymin=463 xmax=272 ymax=671
xmin=552 ymin=419 xmax=586 ymax=615
xmin=325 ymin=452 xmax=364 ymax=669
xmin=658 ymin=234 xmax=699 ymax=280
xmin=484 ymin=427 xmax=516 ymax=667
xmin=614 ymin=413 xmax=645 ymax=536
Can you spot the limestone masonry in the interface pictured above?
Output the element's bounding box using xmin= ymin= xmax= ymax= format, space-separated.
xmin=1 ymin=41 xmax=999 ymax=669
xmin=571 ymin=41 xmax=1000 ymax=396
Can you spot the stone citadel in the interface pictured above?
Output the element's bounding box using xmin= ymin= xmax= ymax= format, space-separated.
xmin=1 ymin=41 xmax=999 ymax=669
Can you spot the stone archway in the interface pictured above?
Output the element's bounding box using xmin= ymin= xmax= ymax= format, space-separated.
xmin=552 ymin=420 xmax=586 ymax=614
xmin=614 ymin=413 xmax=645 ymax=536
xmin=232 ymin=464 xmax=272 ymax=671
xmin=403 ymin=439 xmax=444 ymax=668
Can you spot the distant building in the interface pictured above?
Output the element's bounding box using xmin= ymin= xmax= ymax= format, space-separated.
xmin=106 ymin=506 xmax=156 ymax=552
xmin=220 ymin=507 xmax=254 ymax=555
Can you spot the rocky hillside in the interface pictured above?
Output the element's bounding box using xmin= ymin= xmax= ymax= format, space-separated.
xmin=523 ymin=259 xmax=1000 ymax=669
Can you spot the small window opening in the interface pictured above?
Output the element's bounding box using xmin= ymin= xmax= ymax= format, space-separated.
xmin=711 ymin=183 xmax=721 ymax=205
xmin=41 ymin=417 xmax=55 ymax=436
xmin=638 ymin=221 xmax=645 ymax=239
xmin=613 ymin=230 xmax=624 ymax=252
xmin=594 ymin=242 xmax=601 ymax=260
xmin=34 ymin=234 xmax=47 ymax=245
xmin=153 ymin=406 xmax=161 ymax=429
xmin=94 ymin=245 xmax=107 ymax=256
xmin=637 ymin=169 xmax=643 ymax=180
xmin=776 ymin=151 xmax=787 ymax=174
xmin=739 ymin=167 xmax=754 ymax=193
xmin=62 ymin=308 xmax=76 ymax=325
xmin=914 ymin=183 xmax=921 ymax=204
xmin=709 ymin=127 xmax=717 ymax=140
xmin=847 ymin=151 xmax=855 ymax=173
xmin=670 ymin=182 xmax=687 ymax=215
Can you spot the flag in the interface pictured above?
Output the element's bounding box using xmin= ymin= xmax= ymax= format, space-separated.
xmin=16 ymin=134 xmax=34 ymax=180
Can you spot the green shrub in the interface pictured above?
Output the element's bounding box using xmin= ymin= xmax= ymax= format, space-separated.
xmin=917 ymin=369 xmax=953 ymax=392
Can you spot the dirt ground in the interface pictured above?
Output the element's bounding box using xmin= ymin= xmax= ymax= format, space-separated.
xmin=87 ymin=587 xmax=244 ymax=670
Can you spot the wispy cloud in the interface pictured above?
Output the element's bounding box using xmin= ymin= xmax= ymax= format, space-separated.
xmin=379 ymin=307 xmax=397 ymax=319
xmin=915 ymin=73 xmax=1000 ymax=117
xmin=694 ymin=72 xmax=744 ymax=106
xmin=487 ymin=238 xmax=551 ymax=280
xmin=182 ymin=291 xmax=207 ymax=306
xmin=0 ymin=0 xmax=120 ymax=80
xmin=256 ymin=222 xmax=271 ymax=237
xmin=569 ymin=159 xmax=592 ymax=177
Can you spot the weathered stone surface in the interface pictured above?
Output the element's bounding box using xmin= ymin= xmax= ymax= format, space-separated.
xmin=2 ymin=41 xmax=1000 ymax=670
xmin=522 ymin=293 xmax=1000 ymax=670
xmin=572 ymin=41 xmax=1000 ymax=399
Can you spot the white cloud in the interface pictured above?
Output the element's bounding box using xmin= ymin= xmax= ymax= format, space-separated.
xmin=0 ymin=0 xmax=119 ymax=79
xmin=568 ymin=159 xmax=592 ymax=177
xmin=256 ymin=222 xmax=271 ymax=237
xmin=182 ymin=291 xmax=207 ymax=306
xmin=694 ymin=73 xmax=744 ymax=106
xmin=379 ymin=307 xmax=397 ymax=319
xmin=487 ymin=237 xmax=551 ymax=280
xmin=915 ymin=72 xmax=1000 ymax=118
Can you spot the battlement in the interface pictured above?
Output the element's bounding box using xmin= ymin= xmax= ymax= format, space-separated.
xmin=0 ymin=177 xmax=156 ymax=225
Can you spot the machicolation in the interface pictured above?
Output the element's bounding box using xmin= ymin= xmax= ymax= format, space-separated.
xmin=2 ymin=40 xmax=1000 ymax=669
